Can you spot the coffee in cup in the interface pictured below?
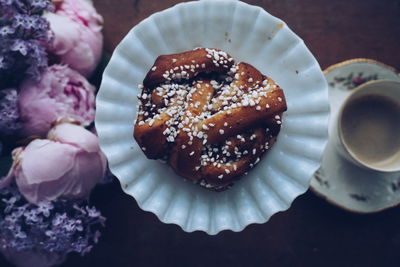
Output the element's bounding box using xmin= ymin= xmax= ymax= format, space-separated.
xmin=335 ymin=80 xmax=400 ymax=172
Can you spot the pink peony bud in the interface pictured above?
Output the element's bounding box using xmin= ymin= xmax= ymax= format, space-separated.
xmin=18 ymin=64 xmax=95 ymax=137
xmin=45 ymin=0 xmax=104 ymax=77
xmin=0 ymin=123 xmax=107 ymax=204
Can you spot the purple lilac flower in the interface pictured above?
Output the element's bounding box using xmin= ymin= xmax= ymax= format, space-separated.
xmin=37 ymin=201 xmax=53 ymax=217
xmin=0 ymin=88 xmax=21 ymax=135
xmin=0 ymin=185 xmax=106 ymax=257
xmin=0 ymin=0 xmax=53 ymax=89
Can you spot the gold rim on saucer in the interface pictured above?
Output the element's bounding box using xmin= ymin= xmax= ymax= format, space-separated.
xmin=323 ymin=58 xmax=399 ymax=76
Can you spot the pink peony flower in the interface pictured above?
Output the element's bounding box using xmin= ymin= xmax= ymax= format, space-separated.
xmin=45 ymin=0 xmax=104 ymax=77
xmin=18 ymin=64 xmax=95 ymax=137
xmin=0 ymin=123 xmax=107 ymax=204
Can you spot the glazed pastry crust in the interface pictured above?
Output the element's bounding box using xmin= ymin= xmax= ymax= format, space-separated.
xmin=134 ymin=48 xmax=287 ymax=190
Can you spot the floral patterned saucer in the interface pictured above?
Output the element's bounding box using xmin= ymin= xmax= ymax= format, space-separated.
xmin=310 ymin=58 xmax=400 ymax=213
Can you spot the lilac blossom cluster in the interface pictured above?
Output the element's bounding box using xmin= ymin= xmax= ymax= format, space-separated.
xmin=0 ymin=88 xmax=21 ymax=135
xmin=0 ymin=0 xmax=53 ymax=89
xmin=0 ymin=185 xmax=106 ymax=256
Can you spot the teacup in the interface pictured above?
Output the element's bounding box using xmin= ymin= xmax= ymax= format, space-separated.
xmin=334 ymin=80 xmax=400 ymax=172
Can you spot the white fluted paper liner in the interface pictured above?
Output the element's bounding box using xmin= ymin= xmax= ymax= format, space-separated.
xmin=95 ymin=0 xmax=330 ymax=234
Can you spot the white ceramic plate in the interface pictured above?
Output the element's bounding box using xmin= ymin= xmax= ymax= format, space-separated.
xmin=95 ymin=0 xmax=329 ymax=234
xmin=311 ymin=59 xmax=400 ymax=213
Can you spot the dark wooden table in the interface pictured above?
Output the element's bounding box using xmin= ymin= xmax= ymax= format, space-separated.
xmin=2 ymin=1 xmax=400 ymax=266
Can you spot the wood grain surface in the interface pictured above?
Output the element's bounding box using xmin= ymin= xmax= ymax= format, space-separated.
xmin=98 ymin=0 xmax=400 ymax=71
xmin=1 ymin=1 xmax=399 ymax=267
